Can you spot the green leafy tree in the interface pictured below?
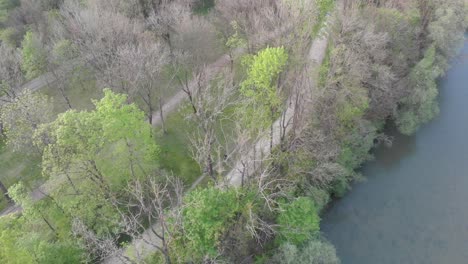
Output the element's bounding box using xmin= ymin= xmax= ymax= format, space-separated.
xmin=396 ymin=46 xmax=439 ymax=135
xmin=173 ymin=186 xmax=247 ymax=262
xmin=34 ymin=89 xmax=159 ymax=235
xmin=239 ymin=46 xmax=288 ymax=148
xmin=21 ymin=31 xmax=47 ymax=80
xmin=4 ymin=182 xmax=84 ymax=263
xmin=428 ymin=0 xmax=465 ymax=70
xmin=276 ymin=197 xmax=320 ymax=245
xmin=0 ymin=215 xmax=34 ymax=264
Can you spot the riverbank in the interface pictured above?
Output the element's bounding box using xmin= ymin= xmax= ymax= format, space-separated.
xmin=322 ymin=36 xmax=468 ymax=263
xmin=266 ymin=2 xmax=466 ymax=263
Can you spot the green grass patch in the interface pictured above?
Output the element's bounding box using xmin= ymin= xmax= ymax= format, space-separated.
xmin=40 ymin=68 xmax=102 ymax=115
xmin=0 ymin=196 xmax=8 ymax=212
xmin=317 ymin=42 xmax=333 ymax=88
xmin=193 ymin=0 xmax=215 ymax=15
xmin=312 ymin=0 xmax=335 ymax=37
xmin=0 ymin=139 xmax=42 ymax=190
xmin=155 ymin=107 xmax=201 ymax=185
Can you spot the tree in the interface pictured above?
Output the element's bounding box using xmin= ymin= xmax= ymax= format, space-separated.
xmin=107 ymin=40 xmax=169 ymax=127
xmin=60 ymin=2 xmax=145 ymax=88
xmin=396 ymin=45 xmax=439 ymax=135
xmin=428 ymin=0 xmax=465 ymax=71
xmin=34 ymin=89 xmax=159 ymax=238
xmin=215 ymin=0 xmax=317 ymax=52
xmin=0 ymin=207 xmax=83 ymax=264
xmin=172 ymin=186 xmax=246 ymax=262
xmin=147 ymin=1 xmax=192 ymax=53
xmin=184 ymin=69 xmax=236 ymax=182
xmin=0 ymin=43 xmax=23 ymax=101
xmin=276 ymin=197 xmax=320 ymax=245
xmin=0 ymin=89 xmax=53 ymax=152
xmin=0 ymin=215 xmax=35 ymax=263
xmin=239 ymin=46 xmax=288 ymax=150
xmin=72 ymin=175 xmax=183 ymax=263
xmin=21 ymin=30 xmax=47 ymax=80
xmin=48 ymin=39 xmax=80 ymax=109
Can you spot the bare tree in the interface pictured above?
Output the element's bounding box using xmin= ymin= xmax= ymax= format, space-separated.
xmin=184 ymin=69 xmax=237 ymax=182
xmin=74 ymin=175 xmax=184 ymax=263
xmin=118 ymin=176 xmax=183 ymax=264
xmin=0 ymin=44 xmax=24 ymax=102
xmin=107 ymin=39 xmax=170 ymax=127
xmin=147 ymin=1 xmax=193 ymax=54
xmin=60 ymin=1 xmax=145 ymax=89
xmin=215 ymin=0 xmax=317 ymax=52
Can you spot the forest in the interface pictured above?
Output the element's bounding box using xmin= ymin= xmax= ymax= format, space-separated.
xmin=0 ymin=0 xmax=466 ymax=263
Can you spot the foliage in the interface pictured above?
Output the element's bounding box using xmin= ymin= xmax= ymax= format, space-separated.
xmin=0 ymin=214 xmax=83 ymax=264
xmin=239 ymin=46 xmax=288 ymax=131
xmin=305 ymin=186 xmax=330 ymax=212
xmin=156 ymin=108 xmax=201 ymax=184
xmin=52 ymin=39 xmax=78 ymax=64
xmin=226 ymin=21 xmax=247 ymax=52
xmin=37 ymin=89 xmax=159 ymax=189
xmin=396 ymin=46 xmax=439 ymax=135
xmin=32 ymin=89 xmax=159 ymax=236
xmin=21 ymin=31 xmax=47 ymax=80
xmin=317 ymin=44 xmax=332 ymax=88
xmin=270 ymin=239 xmax=340 ymax=264
xmin=0 ymin=27 xmax=17 ymax=47
xmin=276 ymin=197 xmax=320 ymax=245
xmin=173 ymin=186 xmax=250 ymax=261
xmin=0 ymin=90 xmax=54 ymax=152
xmin=428 ymin=1 xmax=466 ymax=70
xmin=0 ymin=0 xmax=19 ymax=24
xmin=0 ymin=215 xmax=35 ymax=264
xmin=312 ymin=0 xmax=334 ymax=36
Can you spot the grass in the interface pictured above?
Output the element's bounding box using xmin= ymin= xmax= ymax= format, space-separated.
xmin=0 ymin=139 xmax=42 ymax=191
xmin=155 ymin=106 xmax=201 ymax=186
xmin=312 ymin=0 xmax=335 ymax=38
xmin=0 ymin=196 xmax=7 ymax=212
xmin=317 ymin=41 xmax=333 ymax=88
xmin=155 ymin=101 xmax=237 ymax=187
xmin=40 ymin=67 xmax=102 ymax=114
xmin=193 ymin=0 xmax=215 ymax=15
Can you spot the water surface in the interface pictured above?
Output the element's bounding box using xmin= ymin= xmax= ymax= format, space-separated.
xmin=322 ymin=39 xmax=468 ymax=264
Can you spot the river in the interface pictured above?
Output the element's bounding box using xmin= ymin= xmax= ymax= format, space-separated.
xmin=322 ymin=38 xmax=468 ymax=264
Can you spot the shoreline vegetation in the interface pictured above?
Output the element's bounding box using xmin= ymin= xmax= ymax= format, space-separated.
xmin=0 ymin=0 xmax=466 ymax=263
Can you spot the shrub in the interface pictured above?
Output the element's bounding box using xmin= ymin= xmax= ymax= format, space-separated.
xmin=21 ymin=31 xmax=47 ymax=80
xmin=270 ymin=239 xmax=340 ymax=264
xmin=276 ymin=197 xmax=320 ymax=245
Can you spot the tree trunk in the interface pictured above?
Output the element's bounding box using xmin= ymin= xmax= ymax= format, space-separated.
xmin=60 ymin=86 xmax=73 ymax=109
xmin=0 ymin=180 xmax=12 ymax=204
xmin=159 ymin=97 xmax=167 ymax=133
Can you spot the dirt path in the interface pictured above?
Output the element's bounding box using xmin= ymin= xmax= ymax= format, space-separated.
xmin=151 ymin=54 xmax=232 ymax=126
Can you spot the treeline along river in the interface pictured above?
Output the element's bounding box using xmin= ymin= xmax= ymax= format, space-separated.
xmin=322 ymin=37 xmax=468 ymax=264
